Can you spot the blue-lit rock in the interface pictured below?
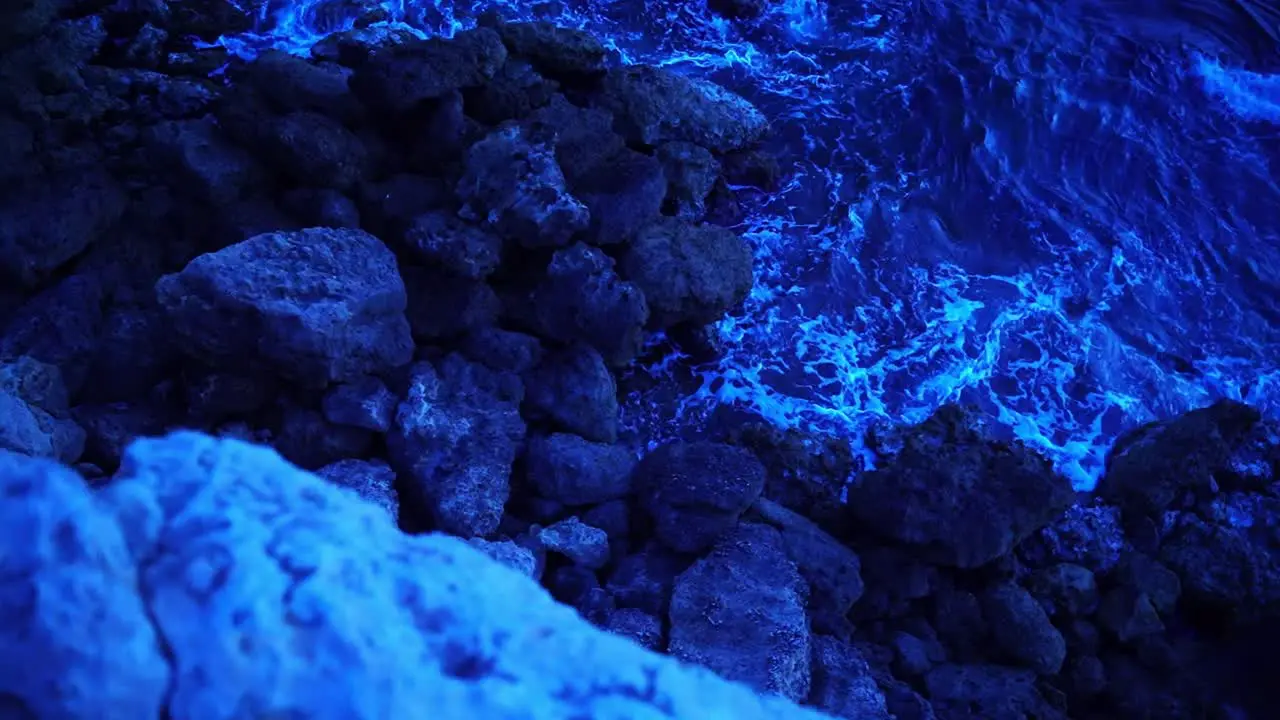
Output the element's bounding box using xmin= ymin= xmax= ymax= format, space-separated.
xmin=601 ymin=65 xmax=769 ymax=153
xmin=530 ymin=242 xmax=649 ymax=366
xmin=622 ymin=217 xmax=755 ymax=328
xmin=350 ymin=27 xmax=507 ymax=114
xmin=635 ymin=440 xmax=766 ymax=553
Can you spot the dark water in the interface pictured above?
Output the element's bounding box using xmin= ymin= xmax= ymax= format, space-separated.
xmin=222 ymin=0 xmax=1280 ymax=489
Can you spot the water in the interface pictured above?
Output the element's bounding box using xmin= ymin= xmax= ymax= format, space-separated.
xmin=219 ymin=0 xmax=1280 ymax=489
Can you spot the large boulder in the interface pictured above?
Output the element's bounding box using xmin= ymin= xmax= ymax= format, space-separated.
xmin=155 ymin=227 xmax=414 ymax=389
xmin=350 ymin=27 xmax=507 ymax=114
xmin=0 ymin=432 xmax=834 ymax=719
xmin=635 ymin=441 xmax=767 ymax=553
xmin=621 ymin=218 xmax=754 ymax=327
xmin=601 ymin=65 xmax=768 ymax=152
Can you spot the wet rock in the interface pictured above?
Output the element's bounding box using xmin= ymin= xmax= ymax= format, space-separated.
xmin=1026 ymin=563 xmax=1099 ymax=617
xmin=848 ymin=405 xmax=1076 ymax=568
xmin=537 ymin=517 xmax=610 ymax=569
xmin=350 ymin=27 xmax=507 ymax=114
xmin=272 ymin=403 xmax=374 ymax=470
xmin=636 ymin=441 xmax=766 ymax=553
xmin=621 ymin=217 xmax=754 ymax=327
xmin=924 ymin=664 xmax=1065 ymax=720
xmin=311 ymin=24 xmax=421 ymax=67
xmin=606 ymin=608 xmax=663 ymax=651
xmin=457 ymin=123 xmax=589 ymax=248
xmin=321 ymin=375 xmax=397 ymax=433
xmin=156 ymin=227 xmax=413 ymax=389
xmin=462 ymin=58 xmax=558 ymax=124
xmin=526 ymin=432 xmax=636 ymax=506
xmin=669 ymin=522 xmax=811 ymax=702
xmin=0 ymin=167 xmax=127 ymax=288
xmin=492 ymin=21 xmax=608 ymax=79
xmin=402 ymin=212 xmax=503 ymax=279
xmin=281 ymin=188 xmax=361 ymax=228
xmin=657 ymin=141 xmax=722 ymax=219
xmin=467 ymin=537 xmax=538 ymax=579
xmin=403 ymin=266 xmax=500 ymax=340
xmin=607 ymin=546 xmax=687 ymax=616
xmin=574 ymin=148 xmax=667 ymax=245
xmin=530 ymin=243 xmax=649 ymax=366
xmin=460 ymin=328 xmax=544 ymax=374
xmin=386 ymin=355 xmax=525 ymax=537
xmin=602 ymin=65 xmax=769 ymax=152
xmin=983 ymin=582 xmax=1067 ymax=676
xmin=523 ymin=345 xmax=618 ymax=444
xmin=315 ymin=458 xmax=399 ymax=521
xmin=809 ymin=635 xmax=893 ymax=720
xmin=749 ymin=498 xmax=864 ymax=616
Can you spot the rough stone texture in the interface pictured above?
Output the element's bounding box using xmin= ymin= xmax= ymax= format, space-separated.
xmin=525 ymin=432 xmax=637 ymax=506
xmin=669 ymin=522 xmax=812 ymax=702
xmin=749 ymin=498 xmax=864 ymax=616
xmin=601 ymin=65 xmax=769 ymax=153
xmin=315 ymin=458 xmax=399 ymax=521
xmin=0 ymin=431 xmax=836 ymax=719
xmin=531 ymin=243 xmax=649 ymax=367
xmin=523 ymin=344 xmax=619 ymax=444
xmin=635 ymin=441 xmax=767 ymax=553
xmin=155 ymin=227 xmax=414 ymax=389
xmin=402 ymin=212 xmax=504 ymax=279
xmin=536 ymin=516 xmax=611 ymax=570
xmin=350 ymin=27 xmax=508 ymax=114
xmin=809 ymin=636 xmax=893 ymax=720
xmin=492 ymin=21 xmax=608 ymax=78
xmin=467 ymin=537 xmax=539 ymax=579
xmin=621 ymin=218 xmax=754 ymax=328
xmin=982 ymin=582 xmax=1067 ymax=676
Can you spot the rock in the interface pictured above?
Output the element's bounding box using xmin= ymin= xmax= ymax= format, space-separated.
xmin=531 ymin=243 xmax=649 ymax=366
xmin=311 ymin=24 xmax=422 ymax=67
xmin=526 ymin=433 xmax=636 ymax=506
xmin=1158 ymin=509 xmax=1280 ymax=619
xmin=72 ymin=401 xmax=167 ymax=471
xmin=583 ymin=499 xmax=631 ymax=541
xmin=749 ymin=498 xmax=864 ymax=616
xmin=467 ymin=537 xmax=539 ymax=579
xmin=621 ymin=217 xmax=754 ymax=327
xmin=144 ymin=116 xmax=268 ymax=206
xmin=526 ymin=94 xmax=626 ymax=185
xmin=273 ymin=403 xmax=374 ymax=470
xmin=402 ymin=212 xmax=503 ymax=279
xmin=657 ymin=141 xmax=722 ymax=219
xmin=1020 ymin=503 xmax=1126 ymax=574
xmin=316 ymin=458 xmax=399 ymax=521
xmin=357 ymin=173 xmax=452 ymax=240
xmin=0 ymin=449 xmax=169 ymax=718
xmin=635 ymin=441 xmax=766 ymax=553
xmin=322 ymin=375 xmax=398 ymax=433
xmin=350 ymin=27 xmax=508 ymax=114
xmin=601 ymin=65 xmax=769 ymax=152
xmin=722 ymin=148 xmax=784 ymax=191
xmin=402 ymin=266 xmax=500 ymax=340
xmin=606 ymin=608 xmax=664 ymax=651
xmin=574 ymin=148 xmax=667 ymax=245
xmin=924 ymin=664 xmax=1065 ymax=720
xmin=1096 ymin=586 xmax=1165 ymax=642
xmin=456 ymin=123 xmax=589 ymax=248
xmin=386 ymin=355 xmax=525 ymax=538
xmin=156 ymin=227 xmax=414 ymax=389
xmin=523 ymin=345 xmax=619 ymax=444
xmin=982 ymin=582 xmax=1067 ymax=676
xmin=0 ymin=167 xmax=128 ymax=288
xmin=492 ymin=21 xmax=608 ymax=78
xmin=1109 ymin=552 xmax=1181 ymax=615
xmin=669 ymin=522 xmax=811 ymax=702
xmin=0 ymin=390 xmax=56 ymax=458
xmin=182 ymin=370 xmax=272 ymax=424
xmin=0 ymin=273 xmax=107 ymax=396
xmin=890 ymin=632 xmax=939 ymax=678
xmin=848 ymin=405 xmax=1076 ymax=568
xmin=261 ymin=110 xmax=370 ymax=191
xmin=245 ymin=49 xmax=364 ymax=125
xmin=709 ymin=0 xmax=771 ymax=20
xmin=0 ymin=0 xmax=60 ymax=48
xmin=0 ymin=356 xmax=69 ymax=415
xmin=809 ymin=636 xmax=894 ymax=720
xmin=461 ymin=58 xmax=558 ymax=124
xmin=607 ymin=547 xmax=687 ymax=616
xmin=730 ymin=422 xmax=852 ymax=532
xmin=0 ymin=431 xmax=835 ymax=719
xmin=536 ymin=516 xmax=610 ymax=569
xmin=406 ymin=90 xmax=478 ymax=171
xmin=461 ymin=328 xmax=544 ymax=374
xmin=1026 ymin=563 xmax=1099 ymax=617
xmin=78 ymin=303 xmax=178 ymax=405
xmin=281 ymin=188 xmax=362 ymax=228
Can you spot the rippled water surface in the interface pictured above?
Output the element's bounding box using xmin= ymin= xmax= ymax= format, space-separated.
xmin=225 ymin=0 xmax=1280 ymax=489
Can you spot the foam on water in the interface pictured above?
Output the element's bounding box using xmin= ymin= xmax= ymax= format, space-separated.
xmin=219 ymin=0 xmax=1280 ymax=490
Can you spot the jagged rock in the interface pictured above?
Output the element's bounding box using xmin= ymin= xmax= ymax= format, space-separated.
xmin=635 ymin=441 xmax=766 ymax=553
xmin=1109 ymin=552 xmax=1181 ymax=615
xmin=357 ymin=173 xmax=452 ymax=240
xmin=316 ymin=458 xmax=399 ymax=521
xmin=273 ymin=403 xmax=374 ymax=470
xmin=848 ymin=405 xmax=1076 ymax=568
xmin=526 ymin=433 xmax=636 ymax=506
xmin=582 ymin=499 xmax=631 ymax=540
xmin=889 ymin=632 xmax=941 ymax=678
xmin=1020 ymin=503 xmax=1126 ymax=574
xmin=621 ymin=217 xmax=754 ymax=327
xmin=531 ymin=243 xmax=650 ymax=366
xmin=260 ymin=110 xmax=370 ymax=191
xmin=1096 ymin=586 xmax=1165 ymax=641
xmin=523 ymin=345 xmax=619 ymax=444
xmin=72 ymin=401 xmax=167 ymax=471
xmin=924 ymin=664 xmax=1065 ymax=720
xmin=0 ymin=431 xmax=831 ymax=718
xmin=244 ymin=50 xmax=365 ymax=125
xmin=669 ymin=522 xmax=811 ymax=702
xmin=0 ymin=356 xmax=69 ymax=415
xmin=657 ymin=141 xmax=722 ymax=219
xmin=311 ymin=25 xmax=422 ymax=67
xmin=491 ymin=20 xmax=608 ymax=78
xmin=387 ymin=355 xmax=525 ymax=538
xmin=601 ymin=65 xmax=769 ymax=152
xmin=322 ymin=375 xmax=397 ymax=433
xmin=722 ymin=147 xmax=784 ymax=191
xmin=156 ymin=227 xmax=414 ymax=389
xmin=457 ymin=124 xmax=589 ymax=248
xmin=461 ymin=328 xmax=544 ymax=374
xmin=182 ymin=369 xmax=272 ymax=424
xmin=607 ymin=608 xmax=664 ymax=651
xmin=144 ymin=116 xmax=268 ymax=205
xmin=1158 ymin=508 xmax=1280 ymax=619
xmin=536 ymin=517 xmax=610 ymax=569
xmin=607 ymin=546 xmax=687 ymax=616
xmin=982 ymin=582 xmax=1067 ymax=676
xmin=462 ymin=58 xmax=558 ymax=124
xmin=402 ymin=212 xmax=503 ymax=279
xmin=574 ymin=148 xmax=667 ymax=245
xmin=0 ymin=273 xmax=107 ymax=395
xmin=350 ymin=27 xmax=508 ymax=114
xmin=749 ymin=498 xmax=864 ymax=616
xmin=1026 ymin=563 xmax=1099 ymax=617
xmin=467 ymin=537 xmax=539 ymax=579
xmin=526 ymin=94 xmax=626 ymax=185
xmin=809 ymin=636 xmax=893 ymax=720
xmin=77 ymin=302 xmax=177 ymax=405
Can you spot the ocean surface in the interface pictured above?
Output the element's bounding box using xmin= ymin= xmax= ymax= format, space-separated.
xmin=220 ymin=0 xmax=1280 ymax=489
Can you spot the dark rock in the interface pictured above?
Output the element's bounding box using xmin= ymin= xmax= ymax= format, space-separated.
xmin=1020 ymin=503 xmax=1126 ymax=574
xmin=931 ymin=583 xmax=990 ymax=661
xmin=704 ymin=177 xmax=745 ymax=227
xmin=722 ymin=148 xmax=784 ymax=191
xmin=582 ymin=499 xmax=631 ymax=541
xmin=573 ymin=148 xmax=667 ymax=245
xmin=853 ymin=545 xmax=936 ymax=621
xmin=492 ymin=21 xmax=608 ymax=79
xmin=245 ymin=49 xmax=364 ymax=125
xmin=729 ymin=422 xmax=852 ymax=532
xmin=982 ymin=582 xmax=1067 ymax=676
xmin=1109 ymin=551 xmax=1182 ymax=615
xmin=890 ymin=631 xmax=939 ymax=678
xmin=72 ymin=401 xmax=167 ymax=471
xmin=350 ymin=27 xmax=508 ymax=114
xmin=537 ymin=517 xmax=610 ymax=569
xmin=272 ymin=403 xmax=374 ymax=470
xmin=1097 ymin=586 xmax=1165 ymax=641
xmin=406 ymin=90 xmax=477 ymax=172
xmin=1065 ymin=655 xmax=1107 ymax=699
xmin=1026 ymin=563 xmax=1099 ymax=617
xmin=462 ymin=58 xmax=558 ymax=124
xmin=621 ymin=218 xmax=754 ymax=328
xmin=311 ymin=25 xmax=422 ymax=68
xmin=466 ymin=536 xmax=538 ymax=578
xmin=880 ymin=679 xmax=938 ymax=720
xmin=386 ymin=355 xmax=525 ymax=537
xmin=635 ymin=441 xmax=765 ymax=553
xmin=1159 ymin=509 xmax=1280 ymax=619
xmin=657 ymin=141 xmax=722 ymax=219
xmin=924 ymin=664 xmax=1065 ymax=720
xmin=315 ymin=458 xmax=399 ymax=521
xmin=280 ymin=188 xmax=361 ymax=228
xmin=669 ymin=522 xmax=810 ymax=701
xmin=0 ymin=390 xmax=83 ymax=462
xmin=122 ymin=22 xmax=167 ymax=68
xmin=321 ymin=375 xmax=397 ymax=433
xmin=402 ymin=266 xmax=500 ymax=340
xmin=809 ymin=636 xmax=893 ymax=720
xmin=523 ymin=345 xmax=618 ymax=443
xmin=78 ymin=303 xmax=176 ymax=405
xmin=749 ymin=498 xmax=864 ymax=616
xmin=0 ymin=356 xmax=70 ymax=415
xmin=606 ymin=608 xmax=663 ymax=651
xmin=0 ymin=167 xmax=127 ymax=288
xmin=547 ymin=564 xmax=600 ymax=605
xmin=460 ymin=328 xmax=543 ymax=374
xmin=606 ymin=546 xmax=686 ymax=616
xmin=0 ymin=0 xmax=60 ymax=48
xmin=601 ymin=65 xmax=769 ymax=152
xmin=526 ymin=432 xmax=636 ymax=506
xmin=402 ymin=212 xmax=503 ymax=279
xmin=357 ymin=173 xmax=452 ymax=240
xmin=848 ymin=405 xmax=1076 ymax=568
xmin=526 ymin=94 xmax=626 ymax=185
xmin=456 ymin=124 xmax=589 ymax=248
xmin=156 ymin=227 xmax=414 ymax=389
xmin=530 ymin=243 xmax=649 ymax=366
xmin=0 ymin=273 xmax=107 ymax=396
xmin=259 ymin=110 xmax=369 ymax=191
xmin=709 ymin=0 xmax=770 ymax=20
xmin=182 ymin=369 xmax=271 ymax=424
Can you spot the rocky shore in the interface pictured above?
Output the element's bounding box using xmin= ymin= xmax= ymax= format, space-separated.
xmin=0 ymin=2 xmax=1277 ymax=718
